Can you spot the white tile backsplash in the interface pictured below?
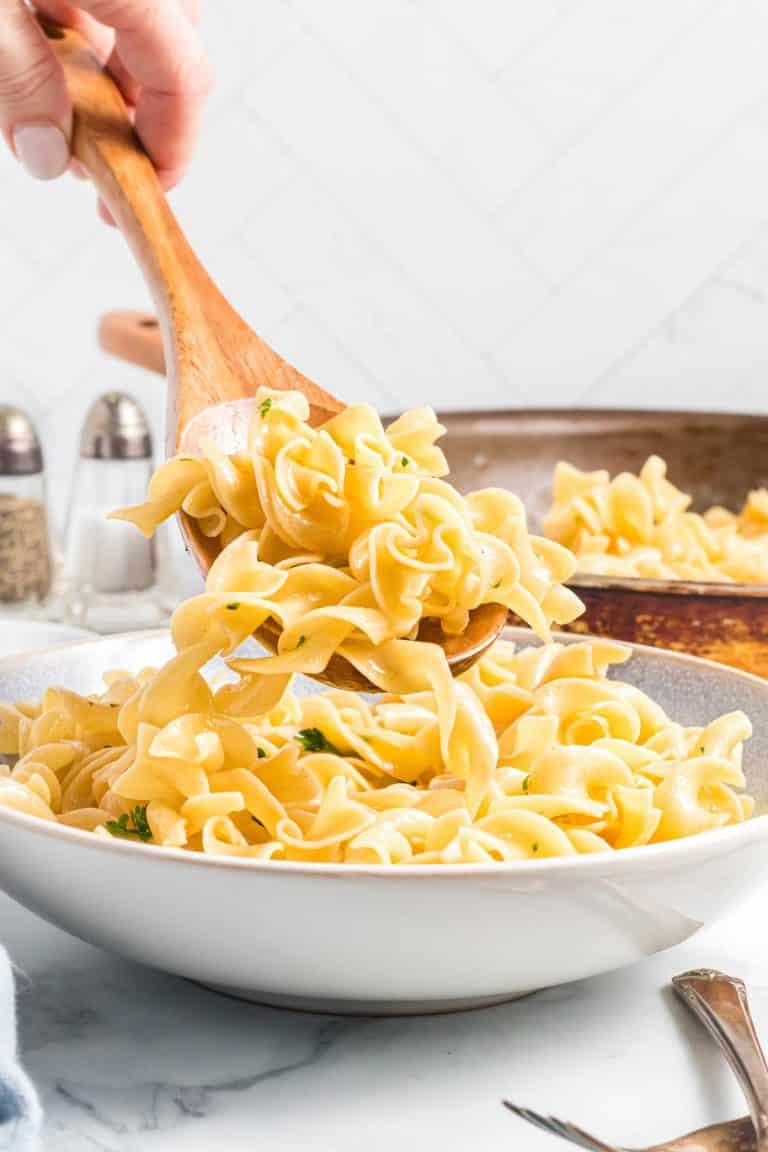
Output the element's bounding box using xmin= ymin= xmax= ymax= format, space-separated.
xmin=2 ymin=0 xmax=768 ymax=541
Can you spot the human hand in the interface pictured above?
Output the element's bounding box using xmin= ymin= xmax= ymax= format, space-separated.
xmin=0 ymin=0 xmax=211 ymax=194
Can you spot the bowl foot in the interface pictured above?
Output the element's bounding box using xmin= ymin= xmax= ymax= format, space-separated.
xmin=194 ymin=981 xmax=534 ymax=1016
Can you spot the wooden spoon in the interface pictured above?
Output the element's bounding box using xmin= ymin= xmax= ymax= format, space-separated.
xmin=97 ymin=315 xmax=509 ymax=690
xmin=49 ymin=19 xmax=507 ymax=689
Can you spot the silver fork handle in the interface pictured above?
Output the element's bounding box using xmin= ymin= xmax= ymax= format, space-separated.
xmin=673 ymin=970 xmax=768 ymax=1148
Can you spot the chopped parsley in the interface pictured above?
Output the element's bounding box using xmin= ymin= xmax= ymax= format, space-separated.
xmin=109 ymin=702 xmax=120 ymax=708
xmin=295 ymin=635 xmax=306 ymax=649
xmin=257 ymin=747 xmax=267 ymax=759
xmin=225 ymin=602 xmax=241 ymax=611
xmin=106 ymin=805 xmax=152 ymax=842
xmin=531 ymin=842 xmax=539 ymax=854
xmin=178 ymin=456 xmax=195 ymax=462
xmin=259 ymin=397 xmax=273 ymax=419
xmin=401 ymin=456 xmax=409 ymax=467
xmin=699 ymin=746 xmax=705 ymax=754
xmin=493 ymin=579 xmax=502 ymax=589
xmin=522 ymin=776 xmax=529 ymax=793
xmin=297 ymin=727 xmax=341 ymax=755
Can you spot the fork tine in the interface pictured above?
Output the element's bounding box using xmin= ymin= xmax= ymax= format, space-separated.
xmin=502 ymin=1101 xmax=621 ymax=1152
xmin=503 ymin=1102 xmax=567 ymax=1137
xmin=547 ymin=1117 xmax=621 ymax=1152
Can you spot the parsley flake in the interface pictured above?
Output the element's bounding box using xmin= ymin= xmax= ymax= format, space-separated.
xmin=296 ymin=635 xmax=306 ymax=649
xmin=699 ymin=745 xmax=705 ymax=754
xmin=225 ymin=602 xmax=241 ymax=611
xmin=257 ymin=747 xmax=267 ymax=759
xmin=297 ymin=727 xmax=341 ymax=755
xmin=493 ymin=579 xmax=502 ymax=589
xmin=531 ymin=842 xmax=539 ymax=854
xmin=259 ymin=397 xmax=273 ymax=418
xmin=522 ymin=776 xmax=529 ymax=793
xmin=106 ymin=805 xmax=152 ymax=842
xmin=401 ymin=456 xmax=409 ymax=467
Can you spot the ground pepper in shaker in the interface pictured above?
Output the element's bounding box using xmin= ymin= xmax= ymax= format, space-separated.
xmin=62 ymin=392 xmax=171 ymax=632
xmin=0 ymin=406 xmax=52 ymax=608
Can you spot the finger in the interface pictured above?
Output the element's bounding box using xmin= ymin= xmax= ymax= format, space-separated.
xmin=105 ymin=45 xmax=140 ymax=107
xmin=0 ymin=0 xmax=70 ymax=178
xmin=179 ymin=0 xmax=200 ymax=24
xmin=32 ymin=0 xmax=115 ymax=62
xmin=74 ymin=0 xmax=212 ymax=185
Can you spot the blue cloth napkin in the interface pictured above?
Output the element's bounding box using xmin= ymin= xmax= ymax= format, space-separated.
xmin=0 ymin=947 xmax=40 ymax=1150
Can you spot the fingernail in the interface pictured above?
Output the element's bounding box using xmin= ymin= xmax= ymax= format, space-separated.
xmin=12 ymin=122 xmax=69 ymax=180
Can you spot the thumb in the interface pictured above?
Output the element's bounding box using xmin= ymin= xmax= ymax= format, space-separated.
xmin=0 ymin=0 xmax=71 ymax=179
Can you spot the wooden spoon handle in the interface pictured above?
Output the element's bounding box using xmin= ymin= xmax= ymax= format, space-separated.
xmin=98 ymin=311 xmax=166 ymax=375
xmin=42 ymin=17 xmax=223 ymax=442
xmin=45 ymin=18 xmax=343 ymax=444
xmin=42 ymin=20 xmax=201 ymax=319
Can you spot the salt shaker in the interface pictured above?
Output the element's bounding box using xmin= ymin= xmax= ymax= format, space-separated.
xmin=0 ymin=406 xmax=52 ymax=610
xmin=62 ymin=392 xmax=172 ymax=632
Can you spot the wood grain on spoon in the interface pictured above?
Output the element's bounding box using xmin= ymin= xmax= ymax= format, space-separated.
xmin=48 ymin=20 xmax=506 ymax=686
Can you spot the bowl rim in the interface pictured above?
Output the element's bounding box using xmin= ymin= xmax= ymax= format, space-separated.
xmin=0 ymin=791 xmax=764 ymax=882
xmin=0 ymin=627 xmax=766 ymax=881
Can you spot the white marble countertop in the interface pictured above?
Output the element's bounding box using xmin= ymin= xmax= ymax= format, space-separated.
xmin=4 ymin=885 xmax=768 ymax=1152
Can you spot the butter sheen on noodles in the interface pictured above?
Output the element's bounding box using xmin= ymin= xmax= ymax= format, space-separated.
xmin=0 ymin=395 xmax=753 ymax=863
xmin=545 ymin=455 xmax=768 ymax=583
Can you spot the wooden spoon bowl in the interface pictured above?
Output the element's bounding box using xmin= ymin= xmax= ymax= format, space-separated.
xmin=99 ymin=314 xmax=509 ymax=688
xmin=49 ymin=20 xmax=506 ymax=689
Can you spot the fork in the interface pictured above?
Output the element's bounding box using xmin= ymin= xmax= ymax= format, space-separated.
xmin=501 ymin=1103 xmax=754 ymax=1151
xmin=503 ymin=968 xmax=768 ymax=1152
xmin=672 ymin=970 xmax=768 ymax=1149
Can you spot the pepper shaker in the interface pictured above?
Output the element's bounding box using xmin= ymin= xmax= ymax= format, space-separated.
xmin=0 ymin=406 xmax=52 ymax=611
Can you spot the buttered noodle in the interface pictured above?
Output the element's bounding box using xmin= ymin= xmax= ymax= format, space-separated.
xmin=545 ymin=455 xmax=768 ymax=583
xmin=0 ymin=396 xmax=754 ymax=862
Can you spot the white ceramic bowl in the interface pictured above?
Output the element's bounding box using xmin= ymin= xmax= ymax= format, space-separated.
xmin=0 ymin=620 xmax=94 ymax=660
xmin=0 ymin=629 xmax=767 ymax=1015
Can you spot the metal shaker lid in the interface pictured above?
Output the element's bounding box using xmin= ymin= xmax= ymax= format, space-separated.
xmin=80 ymin=392 xmax=152 ymax=460
xmin=0 ymin=406 xmax=44 ymax=475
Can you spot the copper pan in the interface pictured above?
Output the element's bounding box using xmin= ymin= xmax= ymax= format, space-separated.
xmin=98 ymin=310 xmax=768 ymax=676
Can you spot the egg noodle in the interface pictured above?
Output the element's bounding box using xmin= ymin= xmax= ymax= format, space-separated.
xmin=0 ymin=395 xmax=754 ymax=862
xmin=545 ymin=455 xmax=768 ymax=582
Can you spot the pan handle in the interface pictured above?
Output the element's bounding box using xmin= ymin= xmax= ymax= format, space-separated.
xmin=98 ymin=311 xmax=166 ymax=376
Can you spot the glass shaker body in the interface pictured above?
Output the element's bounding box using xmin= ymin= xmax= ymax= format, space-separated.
xmin=0 ymin=408 xmax=52 ymax=614
xmin=61 ymin=393 xmax=172 ymax=633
